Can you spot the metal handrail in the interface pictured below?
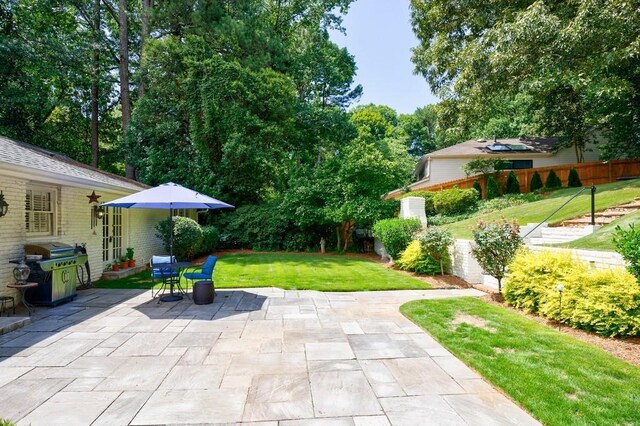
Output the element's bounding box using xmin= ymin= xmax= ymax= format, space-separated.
xmin=523 ymin=186 xmax=594 ymax=238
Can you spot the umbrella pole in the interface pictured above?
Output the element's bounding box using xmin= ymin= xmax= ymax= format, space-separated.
xmin=169 ymin=205 xmax=174 ymax=260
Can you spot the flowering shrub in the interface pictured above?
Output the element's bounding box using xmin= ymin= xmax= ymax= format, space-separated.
xmin=417 ymin=227 xmax=453 ymax=275
xmin=471 ymin=219 xmax=522 ymax=292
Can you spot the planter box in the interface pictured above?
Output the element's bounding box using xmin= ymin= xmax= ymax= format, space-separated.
xmin=101 ymin=265 xmax=147 ymax=281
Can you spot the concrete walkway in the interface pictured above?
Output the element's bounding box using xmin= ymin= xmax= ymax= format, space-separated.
xmin=0 ymin=288 xmax=540 ymax=425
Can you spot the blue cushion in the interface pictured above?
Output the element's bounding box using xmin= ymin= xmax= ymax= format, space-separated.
xmin=151 ymin=255 xmax=178 ymax=279
xmin=183 ymin=272 xmax=209 ymax=280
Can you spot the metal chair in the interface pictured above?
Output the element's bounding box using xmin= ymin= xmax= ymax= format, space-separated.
xmin=183 ymin=255 xmax=217 ymax=292
xmin=150 ymin=255 xmax=179 ymax=299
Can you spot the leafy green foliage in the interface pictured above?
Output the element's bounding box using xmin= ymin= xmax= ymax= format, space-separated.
xmin=613 ymin=224 xmax=640 ymax=281
xmin=200 ymin=226 xmax=220 ymax=254
xmin=504 ymin=171 xmax=520 ymax=194
xmin=394 ymin=240 xmax=440 ymax=275
xmin=471 ymin=219 xmax=522 ymax=291
xmin=155 ymin=216 xmax=203 ymax=261
xmin=544 ymin=170 xmax=562 ymax=190
xmin=462 ymin=158 xmax=505 ymax=177
xmin=485 ymin=175 xmax=500 ymax=200
xmin=567 ymin=168 xmax=582 ymax=187
xmin=479 ymin=193 xmax=542 ymax=214
xmin=472 ymin=180 xmax=482 ymax=199
xmin=372 ymin=218 xmax=422 ymax=260
xmin=529 ymin=171 xmax=544 ymax=192
xmin=401 ymin=191 xmax=436 ymax=216
xmin=417 ymin=227 xmax=453 ymax=275
xmin=432 ymin=187 xmax=478 ymax=215
xmin=505 ymin=250 xmax=640 ymax=337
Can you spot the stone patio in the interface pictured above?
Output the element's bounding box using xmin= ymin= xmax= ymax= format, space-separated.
xmin=0 ymin=288 xmax=540 ymax=425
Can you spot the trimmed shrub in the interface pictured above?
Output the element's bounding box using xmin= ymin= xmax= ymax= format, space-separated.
xmin=505 ymin=250 xmax=640 ymax=337
xmin=372 ymin=218 xmax=422 ymax=260
xmin=417 ymin=227 xmax=453 ymax=275
xmin=544 ymin=170 xmax=562 ymax=190
xmin=471 ymin=219 xmax=522 ymax=292
xmin=155 ymin=216 xmax=203 ymax=260
xmin=504 ymin=171 xmax=521 ymax=194
xmin=395 ymin=240 xmax=440 ymax=275
xmin=479 ymin=193 xmax=543 ymax=213
xmin=432 ymin=187 xmax=479 ymax=216
xmin=485 ymin=175 xmax=500 ymax=200
xmin=401 ymin=191 xmax=436 ymax=215
xmin=567 ymin=168 xmax=582 ymax=187
xmin=529 ymin=171 xmax=543 ymax=192
xmin=472 ymin=180 xmax=482 ymax=199
xmin=613 ymin=224 xmax=640 ymax=281
xmin=200 ymin=225 xmax=220 ymax=254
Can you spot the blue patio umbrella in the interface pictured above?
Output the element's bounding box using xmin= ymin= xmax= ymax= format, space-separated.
xmin=102 ymin=182 xmax=233 ymax=258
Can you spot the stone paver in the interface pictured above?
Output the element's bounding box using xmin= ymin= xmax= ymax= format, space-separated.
xmin=0 ymin=287 xmax=541 ymax=425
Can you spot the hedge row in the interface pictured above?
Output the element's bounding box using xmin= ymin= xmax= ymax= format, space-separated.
xmin=504 ymin=249 xmax=640 ymax=337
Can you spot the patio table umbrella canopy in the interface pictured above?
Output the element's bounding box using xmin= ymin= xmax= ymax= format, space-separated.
xmin=102 ymin=182 xmax=233 ymax=258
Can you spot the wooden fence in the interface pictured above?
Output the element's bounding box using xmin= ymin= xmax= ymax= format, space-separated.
xmin=393 ymin=159 xmax=640 ymax=199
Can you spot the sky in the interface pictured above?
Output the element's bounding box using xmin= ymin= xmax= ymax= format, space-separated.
xmin=329 ymin=0 xmax=439 ymax=114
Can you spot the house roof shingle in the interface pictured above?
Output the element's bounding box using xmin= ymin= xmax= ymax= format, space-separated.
xmin=427 ymin=137 xmax=559 ymax=158
xmin=0 ymin=135 xmax=148 ymax=191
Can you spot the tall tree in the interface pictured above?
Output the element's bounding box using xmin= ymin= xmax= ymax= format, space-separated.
xmin=118 ymin=0 xmax=135 ymax=178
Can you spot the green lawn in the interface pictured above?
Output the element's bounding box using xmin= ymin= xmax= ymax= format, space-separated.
xmin=401 ymin=297 xmax=640 ymax=426
xmin=556 ymin=209 xmax=640 ymax=251
xmin=95 ymin=252 xmax=430 ymax=291
xmin=444 ymin=179 xmax=640 ymax=239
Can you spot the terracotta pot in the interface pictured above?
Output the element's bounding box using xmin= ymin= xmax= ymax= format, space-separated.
xmin=130 ymin=260 xmax=136 ymax=267
xmin=112 ymin=264 xmax=120 ymax=272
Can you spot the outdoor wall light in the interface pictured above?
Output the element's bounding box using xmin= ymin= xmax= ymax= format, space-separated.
xmin=0 ymin=191 xmax=9 ymax=218
xmin=94 ymin=205 xmax=105 ymax=220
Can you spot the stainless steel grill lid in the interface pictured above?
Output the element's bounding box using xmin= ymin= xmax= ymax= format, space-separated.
xmin=24 ymin=242 xmax=75 ymax=259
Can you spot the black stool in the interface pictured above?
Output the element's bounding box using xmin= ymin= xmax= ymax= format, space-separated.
xmin=193 ymin=280 xmax=214 ymax=305
xmin=0 ymin=296 xmax=16 ymax=316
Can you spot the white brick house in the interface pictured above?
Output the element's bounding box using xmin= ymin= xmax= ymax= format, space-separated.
xmin=0 ymin=136 xmax=170 ymax=301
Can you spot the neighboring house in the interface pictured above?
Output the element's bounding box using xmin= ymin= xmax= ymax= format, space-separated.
xmin=406 ymin=137 xmax=600 ymax=192
xmin=0 ymin=135 xmax=180 ymax=301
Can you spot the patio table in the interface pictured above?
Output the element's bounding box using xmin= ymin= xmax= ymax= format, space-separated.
xmin=158 ymin=262 xmax=192 ymax=302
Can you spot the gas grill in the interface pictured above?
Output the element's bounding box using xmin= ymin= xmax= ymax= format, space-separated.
xmin=23 ymin=242 xmax=86 ymax=306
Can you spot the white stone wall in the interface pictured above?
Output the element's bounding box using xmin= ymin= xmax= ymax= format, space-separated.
xmin=526 ymin=245 xmax=625 ymax=270
xmin=399 ymin=197 xmax=427 ymax=228
xmin=0 ymin=176 xmax=165 ymax=300
xmin=449 ymin=239 xmax=484 ymax=284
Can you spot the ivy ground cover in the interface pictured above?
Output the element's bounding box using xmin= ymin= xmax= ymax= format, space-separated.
xmin=96 ymin=253 xmax=430 ymax=292
xmin=401 ymin=297 xmax=640 ymax=426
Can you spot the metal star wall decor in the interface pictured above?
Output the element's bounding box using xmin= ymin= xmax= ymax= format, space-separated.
xmin=87 ymin=190 xmax=102 ymax=204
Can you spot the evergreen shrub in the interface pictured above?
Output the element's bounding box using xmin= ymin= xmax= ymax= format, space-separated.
xmin=544 ymin=170 xmax=562 ymax=190
xmin=504 ymin=171 xmax=521 ymax=194
xmin=505 ymin=250 xmax=640 ymax=337
xmin=417 ymin=227 xmax=453 ymax=275
xmin=485 ymin=175 xmax=500 ymax=200
xmin=530 ymin=171 xmax=543 ymax=192
xmin=401 ymin=191 xmax=436 ymax=215
xmin=394 ymin=240 xmax=440 ymax=275
xmin=567 ymin=168 xmax=582 ymax=187
xmin=432 ymin=187 xmax=479 ymax=215
xmin=155 ymin=216 xmax=204 ymax=260
xmin=472 ymin=180 xmax=482 ymax=199
xmin=372 ymin=218 xmax=422 ymax=260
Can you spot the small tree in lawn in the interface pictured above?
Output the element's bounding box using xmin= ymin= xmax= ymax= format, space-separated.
xmin=471 ymin=219 xmax=523 ymax=292
xmin=530 ymin=171 xmax=543 ymax=192
xmin=504 ymin=171 xmax=521 ymax=194
xmin=486 ymin=175 xmax=501 ymax=200
xmin=418 ymin=227 xmax=453 ymax=275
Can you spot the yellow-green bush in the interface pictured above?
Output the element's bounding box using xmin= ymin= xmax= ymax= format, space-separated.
xmin=395 ymin=240 xmax=440 ymax=275
xmin=505 ymin=249 xmax=640 ymax=337
xmin=504 ymin=249 xmax=584 ymax=313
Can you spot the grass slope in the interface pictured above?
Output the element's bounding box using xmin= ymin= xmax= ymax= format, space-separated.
xmin=401 ymin=297 xmax=640 ymax=426
xmin=558 ymin=210 xmax=640 ymax=251
xmin=96 ymin=253 xmax=430 ymax=292
xmin=444 ymin=179 xmax=640 ymax=239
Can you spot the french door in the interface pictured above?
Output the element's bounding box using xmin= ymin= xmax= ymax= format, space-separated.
xmin=102 ymin=207 xmax=124 ymax=263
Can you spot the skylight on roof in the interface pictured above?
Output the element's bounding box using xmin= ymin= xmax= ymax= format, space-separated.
xmin=487 ymin=144 xmax=531 ymax=152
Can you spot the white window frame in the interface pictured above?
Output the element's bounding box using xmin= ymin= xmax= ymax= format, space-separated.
xmin=25 ymin=184 xmax=58 ymax=237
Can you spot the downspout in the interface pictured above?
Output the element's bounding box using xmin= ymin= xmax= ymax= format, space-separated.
xmin=425 ymin=157 xmax=432 ymax=180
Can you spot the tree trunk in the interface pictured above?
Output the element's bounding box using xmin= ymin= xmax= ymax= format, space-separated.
xmin=90 ymin=0 xmax=101 ymax=168
xmin=440 ymin=259 xmax=444 ymax=276
xmin=497 ymin=277 xmax=502 ymax=293
xmin=138 ymin=0 xmax=153 ymax=98
xmin=118 ymin=0 xmax=135 ymax=179
xmin=335 ymin=225 xmax=341 ymax=252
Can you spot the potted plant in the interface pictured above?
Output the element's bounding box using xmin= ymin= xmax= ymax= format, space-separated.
xmin=104 ymin=263 xmax=112 ymax=272
xmin=126 ymin=247 xmax=136 ymax=267
xmin=119 ymin=255 xmax=129 ymax=268
xmin=112 ymin=260 xmax=120 ymax=272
